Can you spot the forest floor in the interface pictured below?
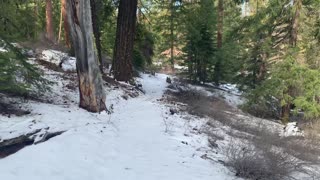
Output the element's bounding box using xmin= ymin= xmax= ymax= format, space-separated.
xmin=0 ymin=49 xmax=236 ymax=180
xmin=0 ymin=49 xmax=319 ymax=180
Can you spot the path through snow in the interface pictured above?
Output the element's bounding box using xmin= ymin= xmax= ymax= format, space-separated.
xmin=0 ymin=74 xmax=236 ymax=180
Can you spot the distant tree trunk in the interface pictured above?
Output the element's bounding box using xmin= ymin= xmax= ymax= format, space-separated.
xmin=34 ymin=0 xmax=39 ymax=38
xmin=170 ymin=0 xmax=175 ymax=72
xmin=290 ymin=0 xmax=302 ymax=46
xmin=90 ymin=0 xmax=103 ymax=73
xmin=58 ymin=1 xmax=63 ymax=43
xmin=45 ymin=0 xmax=55 ymax=42
xmin=66 ymin=0 xmax=106 ymax=112
xmin=213 ymin=0 xmax=224 ymax=85
xmin=61 ymin=0 xmax=71 ymax=48
xmin=112 ymin=0 xmax=138 ymax=81
xmin=281 ymin=0 xmax=302 ymax=123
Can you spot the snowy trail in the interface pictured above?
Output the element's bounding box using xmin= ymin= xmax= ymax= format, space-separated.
xmin=0 ymin=74 xmax=235 ymax=180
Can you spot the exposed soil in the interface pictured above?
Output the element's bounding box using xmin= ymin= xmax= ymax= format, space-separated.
xmin=0 ymin=100 xmax=30 ymax=117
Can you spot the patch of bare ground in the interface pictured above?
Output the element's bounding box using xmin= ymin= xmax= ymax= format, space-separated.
xmin=164 ymin=79 xmax=320 ymax=179
xmin=0 ymin=95 xmax=30 ymax=117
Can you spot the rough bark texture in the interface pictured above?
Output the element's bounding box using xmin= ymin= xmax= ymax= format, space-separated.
xmin=45 ymin=0 xmax=55 ymax=42
xmin=58 ymin=1 xmax=63 ymax=42
xmin=62 ymin=0 xmax=71 ymax=48
xmin=90 ymin=0 xmax=103 ymax=73
xmin=66 ymin=0 xmax=106 ymax=112
xmin=112 ymin=0 xmax=138 ymax=81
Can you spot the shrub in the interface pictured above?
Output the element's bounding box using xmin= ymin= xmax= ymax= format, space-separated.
xmin=226 ymin=140 xmax=302 ymax=180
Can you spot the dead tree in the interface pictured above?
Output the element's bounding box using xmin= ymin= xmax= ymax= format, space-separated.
xmin=66 ymin=0 xmax=106 ymax=112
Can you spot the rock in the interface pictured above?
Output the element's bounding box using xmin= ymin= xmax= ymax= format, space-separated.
xmin=122 ymin=95 xmax=128 ymax=100
xmin=169 ymin=108 xmax=177 ymax=115
xmin=208 ymin=138 xmax=218 ymax=148
xmin=181 ymin=141 xmax=188 ymax=145
xmin=166 ymin=77 xmax=172 ymax=83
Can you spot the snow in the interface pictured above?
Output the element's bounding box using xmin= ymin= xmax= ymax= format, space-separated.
xmin=42 ymin=49 xmax=67 ymax=64
xmin=0 ymin=71 xmax=236 ymax=179
xmin=0 ymin=47 xmax=7 ymax=53
xmin=61 ymin=57 xmax=77 ymax=71
xmin=174 ymin=64 xmax=187 ymax=70
xmin=41 ymin=50 xmax=77 ymax=72
xmin=281 ymin=122 xmax=303 ymax=137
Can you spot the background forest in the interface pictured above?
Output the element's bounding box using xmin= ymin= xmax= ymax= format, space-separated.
xmin=1 ymin=0 xmax=320 ymax=122
xmin=1 ymin=0 xmax=320 ymax=180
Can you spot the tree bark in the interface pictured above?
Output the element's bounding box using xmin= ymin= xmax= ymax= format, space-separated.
xmin=112 ymin=0 xmax=138 ymax=81
xmin=90 ymin=0 xmax=103 ymax=73
xmin=213 ymin=0 xmax=223 ymax=85
xmin=170 ymin=0 xmax=175 ymax=71
xmin=58 ymin=1 xmax=63 ymax=43
xmin=281 ymin=0 xmax=302 ymax=122
xmin=61 ymin=0 xmax=71 ymax=48
xmin=66 ymin=0 xmax=106 ymax=112
xmin=217 ymin=0 xmax=223 ymax=49
xmin=45 ymin=0 xmax=55 ymax=42
xmin=290 ymin=0 xmax=302 ymax=46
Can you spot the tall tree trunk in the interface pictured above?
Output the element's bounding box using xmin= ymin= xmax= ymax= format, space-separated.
xmin=34 ymin=0 xmax=39 ymax=38
xmin=290 ymin=0 xmax=302 ymax=46
xmin=66 ymin=0 xmax=106 ymax=112
xmin=217 ymin=0 xmax=223 ymax=49
xmin=281 ymin=0 xmax=302 ymax=122
xmin=213 ymin=0 xmax=223 ymax=85
xmin=58 ymin=1 xmax=63 ymax=43
xmin=45 ymin=0 xmax=55 ymax=42
xmin=90 ymin=0 xmax=103 ymax=73
xmin=112 ymin=0 xmax=138 ymax=81
xmin=170 ymin=0 xmax=175 ymax=71
xmin=61 ymin=0 xmax=71 ymax=48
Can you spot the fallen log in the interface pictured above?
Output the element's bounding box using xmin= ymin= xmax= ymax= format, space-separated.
xmin=0 ymin=129 xmax=65 ymax=158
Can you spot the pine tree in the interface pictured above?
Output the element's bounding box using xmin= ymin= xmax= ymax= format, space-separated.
xmin=183 ymin=0 xmax=215 ymax=82
xmin=234 ymin=0 xmax=320 ymax=122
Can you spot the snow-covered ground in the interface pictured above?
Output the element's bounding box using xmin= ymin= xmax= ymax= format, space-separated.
xmin=2 ymin=47 xmax=317 ymax=180
xmin=0 ymin=71 xmax=236 ymax=179
xmin=41 ymin=49 xmax=76 ymax=72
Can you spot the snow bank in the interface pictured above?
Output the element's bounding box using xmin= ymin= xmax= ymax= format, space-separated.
xmin=0 ymin=47 xmax=7 ymax=53
xmin=41 ymin=50 xmax=77 ymax=72
xmin=61 ymin=57 xmax=77 ymax=71
xmin=281 ymin=122 xmax=303 ymax=137
xmin=174 ymin=64 xmax=188 ymax=70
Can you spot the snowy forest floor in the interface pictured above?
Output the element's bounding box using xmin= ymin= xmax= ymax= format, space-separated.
xmin=0 ymin=49 xmax=320 ymax=180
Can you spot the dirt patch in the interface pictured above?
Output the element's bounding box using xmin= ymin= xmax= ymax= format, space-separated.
xmin=0 ymin=96 xmax=30 ymax=117
xmin=164 ymin=79 xmax=320 ymax=178
xmin=36 ymin=59 xmax=65 ymax=73
xmin=164 ymin=81 xmax=237 ymax=122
